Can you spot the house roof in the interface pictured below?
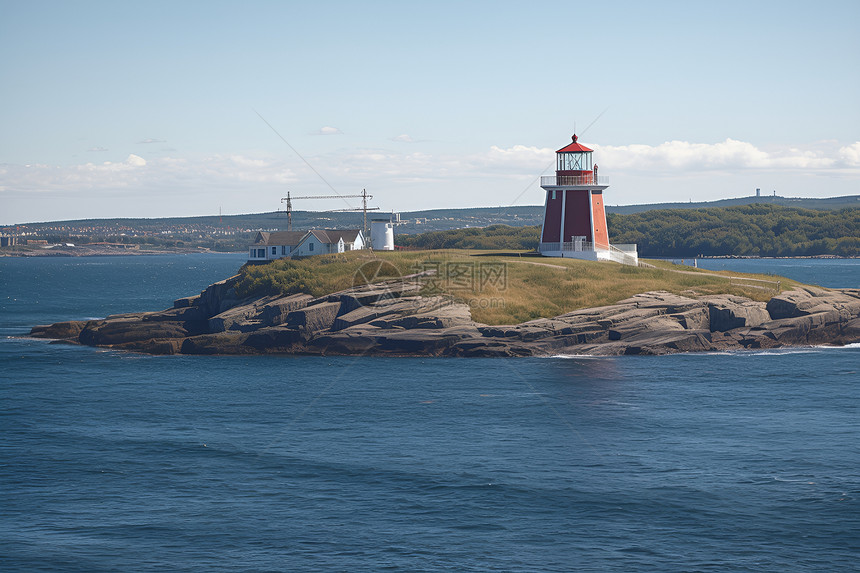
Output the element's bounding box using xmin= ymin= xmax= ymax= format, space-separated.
xmin=556 ymin=134 xmax=593 ymax=154
xmin=254 ymin=231 xmax=308 ymax=246
xmin=307 ymin=229 xmax=362 ymax=244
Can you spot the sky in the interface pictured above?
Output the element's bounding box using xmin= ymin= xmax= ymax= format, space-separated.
xmin=1 ymin=0 xmax=858 ymax=225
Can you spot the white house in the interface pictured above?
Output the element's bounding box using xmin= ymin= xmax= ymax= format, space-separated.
xmin=290 ymin=229 xmax=365 ymax=258
xmin=248 ymin=229 xmax=366 ymax=262
xmin=248 ymin=231 xmax=308 ymax=262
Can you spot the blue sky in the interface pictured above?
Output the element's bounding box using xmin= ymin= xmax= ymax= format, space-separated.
xmin=1 ymin=0 xmax=858 ymax=224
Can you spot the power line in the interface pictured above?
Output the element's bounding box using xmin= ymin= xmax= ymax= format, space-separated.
xmin=254 ymin=109 xmax=353 ymax=209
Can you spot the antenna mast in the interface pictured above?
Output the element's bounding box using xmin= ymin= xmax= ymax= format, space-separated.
xmin=361 ymin=189 xmax=369 ymax=239
xmin=283 ymin=192 xmax=293 ymax=231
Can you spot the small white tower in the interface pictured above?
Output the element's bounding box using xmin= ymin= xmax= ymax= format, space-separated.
xmin=371 ymin=218 xmax=395 ymax=250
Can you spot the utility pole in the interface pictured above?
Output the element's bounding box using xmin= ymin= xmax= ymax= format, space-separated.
xmin=282 ymin=192 xmax=293 ymax=231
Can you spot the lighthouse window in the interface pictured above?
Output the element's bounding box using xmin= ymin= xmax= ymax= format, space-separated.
xmin=558 ymin=152 xmax=593 ymax=171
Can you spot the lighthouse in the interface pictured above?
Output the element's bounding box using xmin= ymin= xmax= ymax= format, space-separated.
xmin=538 ymin=135 xmax=637 ymax=265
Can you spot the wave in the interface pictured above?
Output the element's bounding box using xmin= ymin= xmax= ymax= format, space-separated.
xmin=741 ymin=349 xmax=821 ymax=356
xmin=550 ymin=348 xmax=828 ymax=359
xmin=550 ymin=344 xmax=860 ymax=360
xmin=816 ymin=342 xmax=860 ymax=350
xmin=771 ymin=475 xmax=816 ymax=484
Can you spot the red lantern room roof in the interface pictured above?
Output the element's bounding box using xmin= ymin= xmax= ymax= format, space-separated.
xmin=556 ymin=134 xmax=593 ymax=153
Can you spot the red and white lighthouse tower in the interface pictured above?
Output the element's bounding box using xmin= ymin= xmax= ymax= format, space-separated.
xmin=539 ymin=134 xmax=637 ymax=264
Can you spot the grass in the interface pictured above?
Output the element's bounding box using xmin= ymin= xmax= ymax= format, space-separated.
xmin=236 ymin=250 xmax=801 ymax=325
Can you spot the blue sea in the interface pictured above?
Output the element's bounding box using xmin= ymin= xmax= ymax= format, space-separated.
xmin=2 ymin=255 xmax=858 ymax=571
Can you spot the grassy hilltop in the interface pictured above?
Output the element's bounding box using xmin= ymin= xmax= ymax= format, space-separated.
xmin=238 ymin=251 xmax=795 ymax=325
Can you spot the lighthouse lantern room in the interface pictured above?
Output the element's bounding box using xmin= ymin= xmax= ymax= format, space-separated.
xmin=539 ymin=135 xmax=637 ymax=265
xmin=556 ymin=134 xmax=593 ymax=174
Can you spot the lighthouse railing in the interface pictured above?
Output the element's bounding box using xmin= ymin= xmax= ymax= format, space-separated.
xmin=540 ymin=175 xmax=609 ymax=187
xmin=539 ymin=240 xmax=639 ymax=266
xmin=612 ymin=243 xmax=638 ymax=253
xmin=604 ymin=243 xmax=639 ymax=266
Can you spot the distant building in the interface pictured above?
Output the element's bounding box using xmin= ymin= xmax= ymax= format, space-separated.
xmin=0 ymin=235 xmax=19 ymax=247
xmin=247 ymin=229 xmax=366 ymax=262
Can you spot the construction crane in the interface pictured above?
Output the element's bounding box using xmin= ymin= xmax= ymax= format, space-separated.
xmin=280 ymin=189 xmax=375 ymax=236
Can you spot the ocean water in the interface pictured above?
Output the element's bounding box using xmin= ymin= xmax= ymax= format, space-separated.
xmin=2 ymin=255 xmax=858 ymax=571
xmin=695 ymin=257 xmax=860 ymax=289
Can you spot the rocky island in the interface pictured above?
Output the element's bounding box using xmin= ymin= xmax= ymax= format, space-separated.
xmin=29 ymin=252 xmax=860 ymax=356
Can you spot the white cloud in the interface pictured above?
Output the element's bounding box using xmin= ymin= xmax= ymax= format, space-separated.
xmin=127 ymin=154 xmax=146 ymax=167
xmin=392 ymin=134 xmax=414 ymax=143
xmin=2 ymin=138 xmax=858 ymax=223
xmin=205 ymin=155 xmax=294 ymax=183
xmin=87 ymin=146 xmax=108 ymax=152
xmin=314 ymin=126 xmax=343 ymax=135
xmin=228 ymin=155 xmax=268 ymax=168
xmin=477 ymin=145 xmax=554 ymax=170
xmin=313 ymin=138 xmax=860 ymax=189
xmin=592 ymin=138 xmax=840 ymax=172
xmin=838 ymin=142 xmax=860 ymax=166
xmin=73 ymin=154 xmax=147 ymax=177
xmin=137 ymin=138 xmax=166 ymax=144
xmin=5 ymin=141 xmax=855 ymax=199
xmin=0 ymin=153 xmax=295 ymax=196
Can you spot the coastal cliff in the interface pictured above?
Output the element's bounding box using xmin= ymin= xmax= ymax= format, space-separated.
xmin=29 ymin=273 xmax=860 ymax=356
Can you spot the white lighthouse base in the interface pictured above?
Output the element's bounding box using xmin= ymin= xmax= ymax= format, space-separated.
xmin=539 ymin=242 xmax=639 ymax=266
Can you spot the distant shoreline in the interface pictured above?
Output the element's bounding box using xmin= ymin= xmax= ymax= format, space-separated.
xmin=0 ymin=246 xmax=244 ymax=257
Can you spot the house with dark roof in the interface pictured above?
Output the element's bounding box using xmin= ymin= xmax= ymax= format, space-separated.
xmin=248 ymin=231 xmax=308 ymax=262
xmin=247 ymin=229 xmax=366 ymax=262
xmin=291 ymin=229 xmax=366 ymax=257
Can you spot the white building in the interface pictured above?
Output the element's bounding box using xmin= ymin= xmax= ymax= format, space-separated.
xmin=249 ymin=229 xmax=366 ymax=262
xmin=248 ymin=231 xmax=308 ymax=262
xmin=371 ymin=218 xmax=395 ymax=250
xmin=291 ymin=229 xmax=366 ymax=257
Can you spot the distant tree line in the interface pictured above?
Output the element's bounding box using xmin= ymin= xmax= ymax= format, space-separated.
xmin=607 ymin=205 xmax=859 ymax=257
xmin=395 ymin=224 xmax=541 ymax=251
xmin=395 ymin=205 xmax=860 ymax=257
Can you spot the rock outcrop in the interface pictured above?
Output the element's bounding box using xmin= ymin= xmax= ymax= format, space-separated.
xmin=29 ymin=277 xmax=860 ymax=357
